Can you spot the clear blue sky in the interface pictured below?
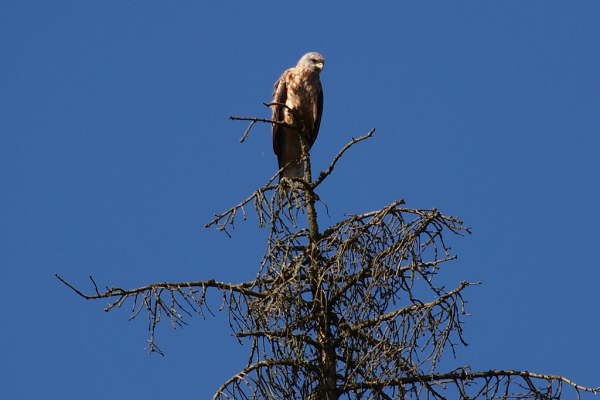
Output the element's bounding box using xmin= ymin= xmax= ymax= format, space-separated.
xmin=1 ymin=2 xmax=599 ymax=399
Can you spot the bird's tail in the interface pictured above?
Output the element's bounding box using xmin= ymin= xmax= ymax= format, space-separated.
xmin=279 ymin=160 xmax=305 ymax=181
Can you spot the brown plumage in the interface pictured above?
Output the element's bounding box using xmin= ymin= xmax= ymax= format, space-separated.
xmin=272 ymin=52 xmax=324 ymax=180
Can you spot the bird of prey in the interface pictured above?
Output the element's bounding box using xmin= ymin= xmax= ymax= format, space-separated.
xmin=271 ymin=52 xmax=324 ymax=180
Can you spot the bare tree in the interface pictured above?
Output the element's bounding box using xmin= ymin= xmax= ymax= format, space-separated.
xmin=57 ymin=114 xmax=598 ymax=400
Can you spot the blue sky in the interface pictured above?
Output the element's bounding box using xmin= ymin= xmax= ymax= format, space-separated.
xmin=1 ymin=2 xmax=599 ymax=399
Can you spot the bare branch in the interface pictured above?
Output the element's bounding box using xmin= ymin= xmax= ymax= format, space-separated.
xmin=312 ymin=128 xmax=376 ymax=189
xmin=342 ymin=369 xmax=600 ymax=397
xmin=56 ymin=274 xmax=265 ymax=300
xmin=229 ymin=115 xmax=299 ymax=143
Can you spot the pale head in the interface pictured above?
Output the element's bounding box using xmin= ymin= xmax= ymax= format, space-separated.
xmin=297 ymin=52 xmax=325 ymax=73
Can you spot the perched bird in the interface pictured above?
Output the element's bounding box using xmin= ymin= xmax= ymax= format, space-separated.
xmin=272 ymin=52 xmax=324 ymax=180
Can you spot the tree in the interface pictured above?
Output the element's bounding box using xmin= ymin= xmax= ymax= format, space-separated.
xmin=57 ymin=112 xmax=598 ymax=399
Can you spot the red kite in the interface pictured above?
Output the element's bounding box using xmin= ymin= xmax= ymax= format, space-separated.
xmin=272 ymin=52 xmax=324 ymax=180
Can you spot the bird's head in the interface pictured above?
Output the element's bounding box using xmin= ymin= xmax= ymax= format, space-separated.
xmin=298 ymin=52 xmax=325 ymax=73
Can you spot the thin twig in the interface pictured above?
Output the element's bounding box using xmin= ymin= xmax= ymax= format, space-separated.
xmin=312 ymin=128 xmax=375 ymax=189
xmin=229 ymin=115 xmax=299 ymax=142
